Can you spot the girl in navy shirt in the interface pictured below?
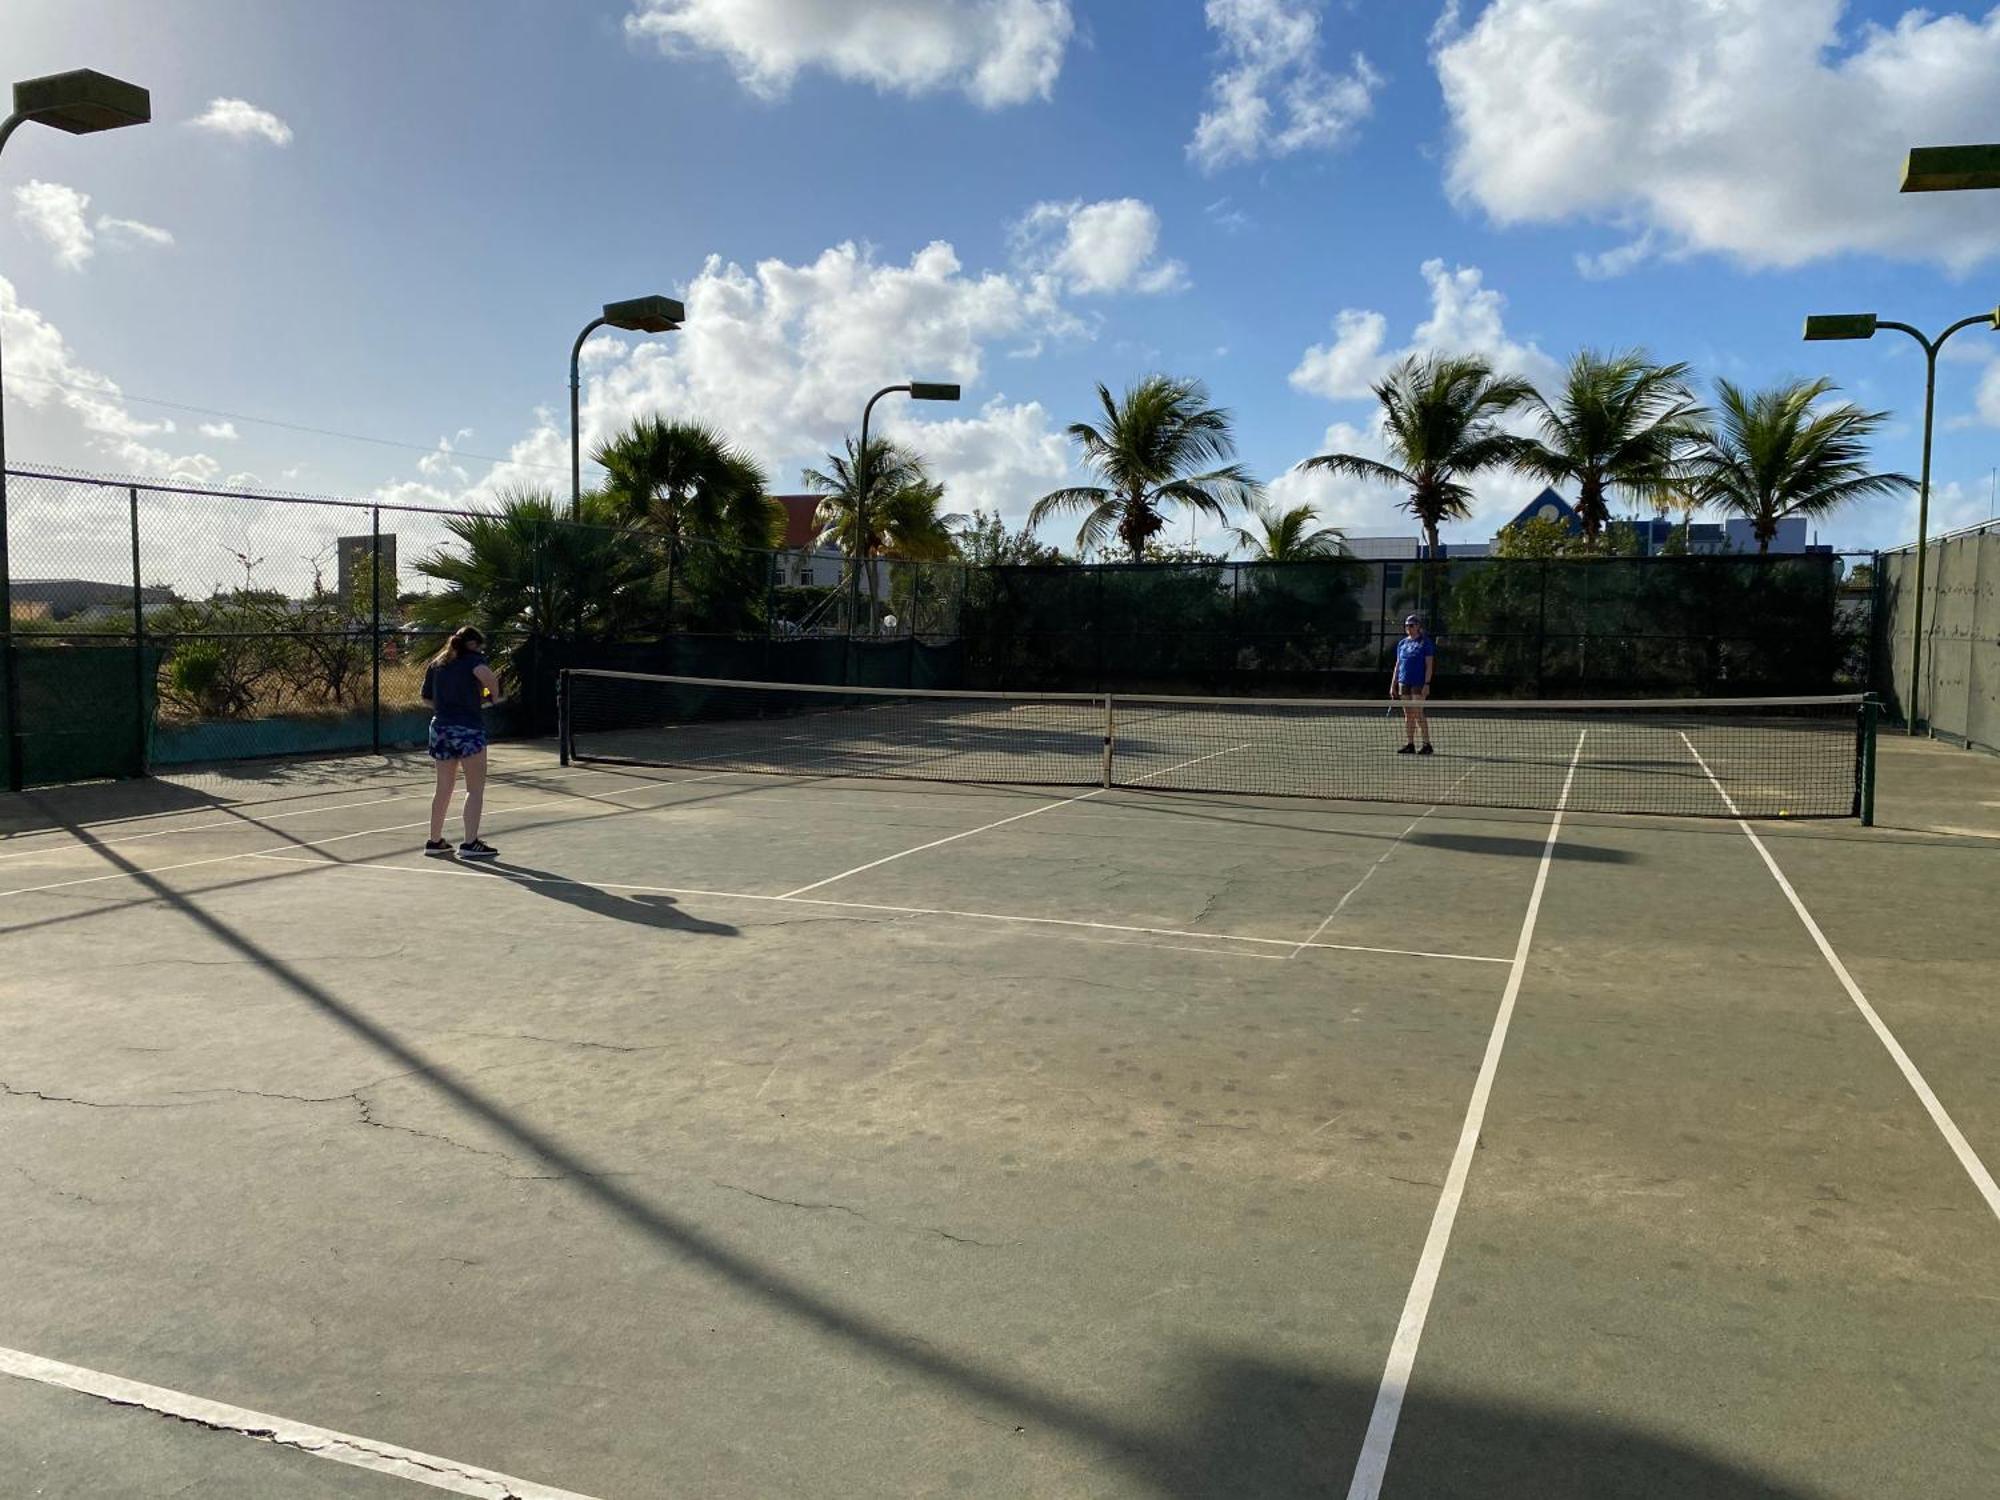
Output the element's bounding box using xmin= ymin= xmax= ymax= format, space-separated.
xmin=420 ymin=626 xmax=503 ymax=858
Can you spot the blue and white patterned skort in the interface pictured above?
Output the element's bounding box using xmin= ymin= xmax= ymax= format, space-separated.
xmin=427 ymin=721 xmax=487 ymax=761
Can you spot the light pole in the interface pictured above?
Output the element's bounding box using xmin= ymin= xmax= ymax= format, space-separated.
xmin=1 ymin=69 xmax=151 ymax=792
xmin=569 ymin=294 xmax=682 ymax=518
xmin=850 ymin=382 xmax=960 ymax=640
xmin=1805 ymin=309 xmax=1999 ymax=733
xmin=1901 ymin=144 xmax=2000 ymax=193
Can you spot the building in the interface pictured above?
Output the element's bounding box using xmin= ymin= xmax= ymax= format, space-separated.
xmin=9 ymin=578 xmax=176 ymax=621
xmin=770 ymin=495 xmax=843 ymax=587
xmin=1495 ymin=488 xmax=1822 ymax=556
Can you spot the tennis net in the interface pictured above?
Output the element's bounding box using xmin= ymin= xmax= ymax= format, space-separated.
xmin=560 ymin=670 xmax=1877 ymax=821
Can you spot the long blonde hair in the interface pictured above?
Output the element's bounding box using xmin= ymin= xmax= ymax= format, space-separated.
xmin=428 ymin=625 xmax=486 ymax=669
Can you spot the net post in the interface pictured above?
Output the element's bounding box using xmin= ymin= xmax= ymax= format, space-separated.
xmin=557 ymin=669 xmax=571 ymax=767
xmin=1858 ymin=694 xmax=1879 ymax=825
xmin=129 ymin=485 xmax=148 ymax=776
xmin=1102 ymin=693 xmax=1115 ymax=789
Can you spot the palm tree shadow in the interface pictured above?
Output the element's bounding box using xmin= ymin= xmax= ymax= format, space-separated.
xmin=455 ymin=860 xmax=739 ymax=935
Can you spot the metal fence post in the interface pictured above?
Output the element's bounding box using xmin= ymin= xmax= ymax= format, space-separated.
xmin=370 ymin=506 xmax=383 ymax=754
xmin=130 ymin=486 xmax=147 ymax=776
xmin=1858 ymin=695 xmax=1879 ymax=826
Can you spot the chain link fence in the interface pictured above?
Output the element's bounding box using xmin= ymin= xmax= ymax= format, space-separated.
xmin=0 ymin=467 xmax=1884 ymax=787
xmin=0 ymin=468 xmax=970 ymax=787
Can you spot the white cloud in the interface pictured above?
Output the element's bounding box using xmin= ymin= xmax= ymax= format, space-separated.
xmin=14 ymin=181 xmax=94 ymax=270
xmin=188 ymin=97 xmax=294 ymax=146
xmin=1290 ymin=258 xmax=1558 ymax=401
xmin=1189 ymin=0 xmax=1381 ymax=172
xmin=198 ymin=421 xmax=240 ymax=440
xmin=14 ymin=181 xmax=177 ymax=270
xmin=1437 ymin=0 xmax=2000 ymax=271
xmin=625 ymin=0 xmax=1074 ymax=107
xmin=1011 ymin=198 xmax=1189 ymax=296
xmin=97 ymin=217 xmax=175 ymax=250
xmin=370 ymin=236 xmax=1087 ymax=534
xmin=0 ymin=275 xmax=233 ymax=581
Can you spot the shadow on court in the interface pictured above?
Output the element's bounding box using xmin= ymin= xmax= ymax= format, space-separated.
xmin=37 ymin=814 xmax=1835 ymax=1500
xmin=464 ymin=860 xmax=740 ymax=936
xmin=1408 ymin=831 xmax=1638 ymax=863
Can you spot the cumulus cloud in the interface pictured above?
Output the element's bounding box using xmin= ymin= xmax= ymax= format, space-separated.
xmin=0 ymin=275 xmax=233 ymax=580
xmin=188 ymin=97 xmax=294 ymax=145
xmin=13 ymin=181 xmax=93 ymax=270
xmin=624 ymin=0 xmax=1074 ymax=107
xmin=1010 ymin=198 xmax=1189 ymax=296
xmin=1437 ymin=0 xmax=2000 ymax=271
xmin=1290 ymin=257 xmax=1558 ymax=401
xmin=198 ymin=421 xmax=240 ymax=440
xmin=14 ymin=181 xmax=175 ymax=270
xmin=1189 ymin=0 xmax=1381 ymax=172
xmin=378 ymin=237 xmax=1082 ymax=529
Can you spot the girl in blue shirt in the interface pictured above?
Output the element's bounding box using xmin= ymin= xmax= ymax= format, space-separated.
xmin=419 ymin=626 xmax=504 ymax=858
xmin=1391 ymin=614 xmax=1436 ymax=755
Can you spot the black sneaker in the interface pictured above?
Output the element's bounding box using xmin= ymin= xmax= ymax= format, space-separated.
xmin=1397 ymin=743 xmax=1417 ymax=755
xmin=458 ymin=839 xmax=499 ymax=860
xmin=1418 ymin=743 xmax=1435 ymax=756
xmin=423 ymin=839 xmax=453 ymax=856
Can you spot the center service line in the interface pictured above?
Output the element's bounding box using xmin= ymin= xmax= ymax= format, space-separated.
xmin=1344 ymin=727 xmax=1589 ymax=1500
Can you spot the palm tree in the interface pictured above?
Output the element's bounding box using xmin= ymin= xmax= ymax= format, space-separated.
xmin=1029 ymin=376 xmax=1261 ymax=560
xmin=1226 ymin=500 xmax=1347 ymax=561
xmin=803 ymin=438 xmax=959 ymax=630
xmin=1682 ymin=378 xmax=1914 ymax=553
xmin=1297 ymin=354 xmax=1536 ymax=555
xmin=592 ymin=416 xmax=779 ymax=551
xmin=409 ymin=487 xmax=641 ymax=678
xmin=1519 ymin=350 xmax=1706 ymax=541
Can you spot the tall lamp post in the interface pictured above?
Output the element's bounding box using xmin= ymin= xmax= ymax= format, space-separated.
xmin=849 ymin=382 xmax=960 ymax=642
xmin=569 ymin=295 xmax=682 ymax=518
xmin=1 ymin=69 xmax=151 ymax=793
xmin=1805 ymin=308 xmax=2000 ymax=733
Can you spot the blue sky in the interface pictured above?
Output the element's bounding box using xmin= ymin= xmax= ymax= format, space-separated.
xmin=7 ymin=0 xmax=2000 ymax=587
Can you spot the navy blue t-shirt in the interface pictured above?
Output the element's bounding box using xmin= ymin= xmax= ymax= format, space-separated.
xmin=424 ymin=651 xmax=488 ymax=729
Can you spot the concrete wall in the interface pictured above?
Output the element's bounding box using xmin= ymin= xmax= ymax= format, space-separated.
xmin=1882 ymin=525 xmax=2000 ymax=752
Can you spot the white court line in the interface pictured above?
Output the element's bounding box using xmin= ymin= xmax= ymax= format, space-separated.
xmin=0 ymin=1345 xmax=602 ymax=1499
xmin=0 ymin=771 xmax=727 ymax=902
xmin=775 ymin=743 xmax=1252 ymax=899
xmin=245 ymin=851 xmax=1513 ymax=965
xmin=1344 ymin=727 xmax=1589 ymax=1500
xmin=1288 ymin=761 xmax=1483 ymax=959
xmin=1680 ymin=733 xmax=2000 ymax=1224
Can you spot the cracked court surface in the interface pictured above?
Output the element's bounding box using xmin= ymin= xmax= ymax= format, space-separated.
xmin=1 ymin=738 xmax=1997 ymax=1498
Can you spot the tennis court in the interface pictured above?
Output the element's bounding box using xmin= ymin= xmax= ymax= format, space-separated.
xmin=2 ymin=693 xmax=1997 ymax=1498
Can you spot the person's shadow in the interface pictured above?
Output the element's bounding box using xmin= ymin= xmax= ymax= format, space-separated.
xmin=459 ymin=860 xmax=739 ymax=937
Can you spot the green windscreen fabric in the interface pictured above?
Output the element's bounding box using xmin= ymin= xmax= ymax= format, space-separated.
xmin=3 ymin=642 xmax=162 ymax=786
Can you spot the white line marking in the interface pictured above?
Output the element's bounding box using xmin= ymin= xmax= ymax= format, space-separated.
xmin=778 ymin=789 xmax=1106 ymax=898
xmin=0 ymin=773 xmax=720 ymax=902
xmin=0 ymin=1346 xmax=604 ymax=1499
xmin=775 ymin=744 xmax=1252 ymax=899
xmin=1679 ymin=732 xmax=2000 ymax=1224
xmin=1344 ymin=727 xmax=1589 ymax=1500
xmin=1289 ymin=762 xmax=1482 ymax=958
xmin=245 ymin=851 xmax=1513 ymax=965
